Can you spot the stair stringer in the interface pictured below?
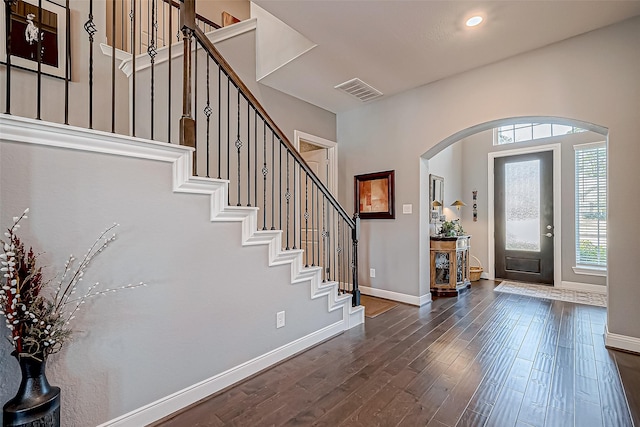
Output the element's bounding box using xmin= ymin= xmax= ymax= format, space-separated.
xmin=171 ymin=149 xmax=365 ymax=330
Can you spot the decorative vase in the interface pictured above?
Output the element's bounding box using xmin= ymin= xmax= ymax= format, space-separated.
xmin=2 ymin=354 xmax=60 ymax=427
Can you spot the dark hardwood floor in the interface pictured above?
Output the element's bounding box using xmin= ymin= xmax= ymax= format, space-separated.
xmin=154 ymin=280 xmax=639 ymax=427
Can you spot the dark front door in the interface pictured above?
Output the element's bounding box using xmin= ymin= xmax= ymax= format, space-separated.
xmin=495 ymin=150 xmax=554 ymax=284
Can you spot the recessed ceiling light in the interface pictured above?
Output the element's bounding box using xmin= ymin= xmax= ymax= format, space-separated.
xmin=466 ymin=16 xmax=483 ymax=27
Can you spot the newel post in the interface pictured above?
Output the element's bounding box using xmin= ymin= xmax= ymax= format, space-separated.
xmin=351 ymin=213 xmax=361 ymax=306
xmin=179 ymin=0 xmax=196 ymax=173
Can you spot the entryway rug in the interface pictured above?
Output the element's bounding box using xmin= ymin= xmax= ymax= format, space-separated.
xmin=495 ymin=281 xmax=606 ymax=307
xmin=360 ymin=295 xmax=398 ymax=318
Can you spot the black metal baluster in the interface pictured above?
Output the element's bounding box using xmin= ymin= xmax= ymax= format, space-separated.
xmin=36 ymin=0 xmax=42 ymax=120
xmin=322 ymin=195 xmax=326 ymax=281
xmin=328 ymin=208 xmax=332 ymax=281
xmin=111 ymin=0 xmax=116 ymax=132
xmin=235 ymin=89 xmax=242 ymax=206
xmin=316 ymin=187 xmax=321 ymax=267
xmin=271 ymin=133 xmax=275 ymax=230
xmin=304 ymin=174 xmax=309 ymax=267
xmin=347 ymin=220 xmax=351 ymax=292
xmin=293 ymin=161 xmax=297 ymax=249
xmin=193 ymin=35 xmax=197 ymax=165
xmin=204 ymin=55 xmax=211 ymax=177
xmin=311 ymin=183 xmax=315 ymax=266
xmin=254 ymin=112 xmax=257 ymax=209
xmin=148 ymin=0 xmax=157 ymax=139
xmin=131 ymin=0 xmax=136 ymax=136
xmin=217 ymin=64 xmax=221 ymax=178
xmin=279 ymin=143 xmax=283 ymax=231
xmin=262 ymin=122 xmax=267 ymax=230
xmin=4 ymin=0 xmax=12 ymax=114
xmin=352 ymin=213 xmax=360 ymax=306
xmin=85 ymin=0 xmax=97 ymax=128
xmin=337 ymin=218 xmax=342 ymax=292
xmin=343 ymin=219 xmax=348 ymax=293
xmin=168 ymin=0 xmax=172 ymax=142
xmin=285 ymin=152 xmax=291 ymax=250
xmin=64 ymin=0 xmax=70 ymax=123
xmin=227 ymin=78 xmax=230 ymax=201
xmin=247 ymin=102 xmax=251 ymax=206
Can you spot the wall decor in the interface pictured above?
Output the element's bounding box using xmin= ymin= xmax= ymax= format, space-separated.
xmin=0 ymin=0 xmax=68 ymax=79
xmin=429 ymin=174 xmax=444 ymax=223
xmin=354 ymin=170 xmax=395 ymax=219
xmin=473 ymin=190 xmax=478 ymax=222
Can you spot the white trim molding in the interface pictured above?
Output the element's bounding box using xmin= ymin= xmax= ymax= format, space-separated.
xmin=293 ymin=130 xmax=339 ymax=198
xmin=605 ymin=324 xmax=640 ymax=354
xmin=558 ymin=281 xmax=607 ymax=294
xmin=359 ymin=285 xmax=431 ymax=307
xmin=115 ymin=19 xmax=258 ymax=77
xmin=572 ymin=266 xmax=607 ymax=277
xmin=97 ymin=321 xmax=344 ymax=427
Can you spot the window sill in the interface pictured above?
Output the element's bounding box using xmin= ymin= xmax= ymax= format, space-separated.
xmin=573 ymin=266 xmax=607 ymax=277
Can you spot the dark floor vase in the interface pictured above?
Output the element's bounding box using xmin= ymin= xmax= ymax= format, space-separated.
xmin=2 ymin=356 xmax=60 ymax=427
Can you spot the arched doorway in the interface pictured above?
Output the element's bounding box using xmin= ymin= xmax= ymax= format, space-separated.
xmin=419 ymin=116 xmax=608 ymax=297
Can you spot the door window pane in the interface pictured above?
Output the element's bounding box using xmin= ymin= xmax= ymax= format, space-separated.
xmin=505 ymin=160 xmax=540 ymax=251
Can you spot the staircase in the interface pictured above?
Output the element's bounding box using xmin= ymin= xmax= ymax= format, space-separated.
xmin=0 ymin=0 xmax=363 ymax=425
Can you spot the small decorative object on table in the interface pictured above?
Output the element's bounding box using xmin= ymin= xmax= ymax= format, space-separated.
xmin=439 ymin=219 xmax=464 ymax=237
xmin=1 ymin=209 xmax=146 ymax=427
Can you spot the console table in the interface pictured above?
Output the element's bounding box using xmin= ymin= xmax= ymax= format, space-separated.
xmin=430 ymin=235 xmax=471 ymax=297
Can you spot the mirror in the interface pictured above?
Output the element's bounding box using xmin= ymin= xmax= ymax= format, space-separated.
xmin=429 ymin=174 xmax=444 ymax=223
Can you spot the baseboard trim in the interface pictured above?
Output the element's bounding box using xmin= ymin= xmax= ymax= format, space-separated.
xmin=605 ymin=325 xmax=640 ymax=354
xmin=558 ymin=280 xmax=607 ymax=294
xmin=359 ymin=286 xmax=430 ymax=306
xmin=97 ymin=320 xmax=344 ymax=427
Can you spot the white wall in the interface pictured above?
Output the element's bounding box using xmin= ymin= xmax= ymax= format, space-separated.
xmin=338 ymin=17 xmax=640 ymax=340
xmin=0 ymin=132 xmax=342 ymax=426
xmin=429 ymin=143 xmax=464 ymax=223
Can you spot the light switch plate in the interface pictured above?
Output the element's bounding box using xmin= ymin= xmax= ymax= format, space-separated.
xmin=403 ymin=204 xmax=412 ymax=214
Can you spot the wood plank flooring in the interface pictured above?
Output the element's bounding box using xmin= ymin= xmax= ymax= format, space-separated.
xmin=154 ymin=280 xmax=639 ymax=427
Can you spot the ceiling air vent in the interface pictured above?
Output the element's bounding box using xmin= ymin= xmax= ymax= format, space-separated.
xmin=334 ymin=78 xmax=383 ymax=102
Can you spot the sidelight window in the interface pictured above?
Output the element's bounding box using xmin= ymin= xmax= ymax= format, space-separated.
xmin=575 ymin=142 xmax=607 ymax=270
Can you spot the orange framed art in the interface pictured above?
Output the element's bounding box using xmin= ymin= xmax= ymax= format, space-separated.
xmin=354 ymin=170 xmax=395 ymax=219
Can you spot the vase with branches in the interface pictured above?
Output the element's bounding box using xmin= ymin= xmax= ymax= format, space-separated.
xmin=1 ymin=209 xmax=146 ymax=426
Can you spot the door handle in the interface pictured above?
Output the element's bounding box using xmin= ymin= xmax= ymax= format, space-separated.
xmin=544 ymin=232 xmax=553 ymax=238
xmin=546 ymin=225 xmax=553 ymax=230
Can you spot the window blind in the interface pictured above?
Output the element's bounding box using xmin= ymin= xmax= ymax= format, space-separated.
xmin=575 ymin=143 xmax=607 ymax=268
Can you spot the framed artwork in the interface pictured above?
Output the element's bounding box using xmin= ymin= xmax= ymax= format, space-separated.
xmin=429 ymin=174 xmax=444 ymax=223
xmin=354 ymin=170 xmax=395 ymax=219
xmin=1 ymin=0 xmax=68 ymax=79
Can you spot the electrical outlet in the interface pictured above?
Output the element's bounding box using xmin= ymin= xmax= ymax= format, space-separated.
xmin=276 ymin=311 xmax=285 ymax=328
xmin=370 ymin=268 xmax=376 ymax=278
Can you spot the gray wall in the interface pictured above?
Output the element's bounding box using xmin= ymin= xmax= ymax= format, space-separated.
xmin=337 ymin=16 xmax=640 ymax=339
xmin=457 ymin=129 xmax=606 ymax=287
xmin=0 ymin=140 xmax=342 ymax=426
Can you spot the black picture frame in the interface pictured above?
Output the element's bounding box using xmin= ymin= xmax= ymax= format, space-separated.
xmin=1 ymin=0 xmax=68 ymax=79
xmin=354 ymin=170 xmax=395 ymax=219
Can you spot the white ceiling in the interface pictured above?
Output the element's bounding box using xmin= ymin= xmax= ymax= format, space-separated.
xmin=252 ymin=0 xmax=640 ymax=113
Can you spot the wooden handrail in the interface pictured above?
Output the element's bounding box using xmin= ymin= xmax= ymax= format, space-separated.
xmin=192 ymin=26 xmax=355 ymax=229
